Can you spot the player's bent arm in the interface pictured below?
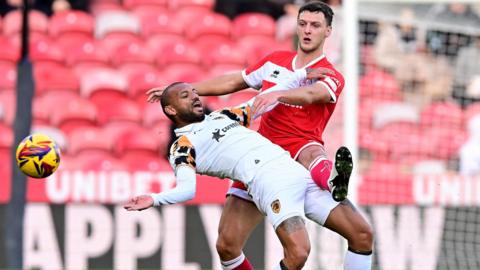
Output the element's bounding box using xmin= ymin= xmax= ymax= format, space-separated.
xmin=150 ymin=166 xmax=197 ymax=205
xmin=192 ymin=71 xmax=249 ymax=96
xmin=277 ymin=83 xmax=334 ymax=105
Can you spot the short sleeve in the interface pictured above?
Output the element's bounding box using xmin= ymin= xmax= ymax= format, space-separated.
xmin=316 ymin=71 xmax=345 ymax=103
xmin=169 ymin=136 xmax=196 ymax=172
xmin=241 ymin=53 xmax=275 ymax=90
xmin=218 ymin=105 xmax=252 ymax=127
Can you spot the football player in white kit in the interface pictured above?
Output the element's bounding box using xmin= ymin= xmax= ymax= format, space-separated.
xmin=124 ymin=82 xmax=369 ymax=270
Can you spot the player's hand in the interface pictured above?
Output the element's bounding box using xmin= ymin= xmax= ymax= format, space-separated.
xmin=251 ymin=92 xmax=281 ymax=118
xmin=146 ymin=86 xmax=166 ymax=103
xmin=124 ymin=195 xmax=154 ymax=211
xmin=306 ymin=67 xmax=335 ymax=80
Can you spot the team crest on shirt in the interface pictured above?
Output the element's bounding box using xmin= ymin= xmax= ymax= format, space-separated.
xmin=271 ymin=199 xmax=281 ymax=214
xmin=270 ymin=70 xmax=280 ymax=78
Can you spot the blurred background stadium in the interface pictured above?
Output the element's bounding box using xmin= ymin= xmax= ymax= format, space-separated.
xmin=1 ymin=0 xmax=480 ymax=269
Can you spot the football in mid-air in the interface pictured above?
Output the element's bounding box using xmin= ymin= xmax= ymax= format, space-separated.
xmin=16 ymin=134 xmax=61 ymax=178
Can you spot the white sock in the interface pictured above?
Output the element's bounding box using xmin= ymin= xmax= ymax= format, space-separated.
xmin=344 ymin=249 xmax=372 ymax=270
xmin=221 ymin=252 xmax=245 ymax=270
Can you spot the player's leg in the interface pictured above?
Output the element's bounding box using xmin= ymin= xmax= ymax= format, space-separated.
xmin=304 ymin=183 xmax=373 ymax=270
xmin=297 ymin=144 xmax=352 ymax=201
xmin=273 ymin=216 xmax=311 ymax=270
xmin=216 ymin=195 xmax=263 ymax=270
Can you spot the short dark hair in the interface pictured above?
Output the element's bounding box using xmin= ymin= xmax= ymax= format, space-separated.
xmin=160 ymin=81 xmax=185 ymax=121
xmin=298 ymin=1 xmax=334 ymax=26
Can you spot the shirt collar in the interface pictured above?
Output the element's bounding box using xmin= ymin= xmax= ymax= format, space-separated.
xmin=292 ymin=53 xmax=325 ymax=70
xmin=174 ymin=118 xmax=207 ymax=136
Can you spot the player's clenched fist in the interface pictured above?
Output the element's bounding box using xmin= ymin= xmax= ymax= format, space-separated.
xmin=124 ymin=195 xmax=154 ymax=211
xmin=146 ymin=86 xmax=166 ymax=103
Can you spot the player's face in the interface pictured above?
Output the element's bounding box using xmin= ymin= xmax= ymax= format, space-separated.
xmin=297 ymin=11 xmax=332 ymax=53
xmin=171 ymin=85 xmax=205 ymax=123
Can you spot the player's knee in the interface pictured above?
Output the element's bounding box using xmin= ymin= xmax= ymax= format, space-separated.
xmin=216 ymin=234 xmax=242 ymax=260
xmin=350 ymin=223 xmax=374 ymax=251
xmin=285 ymin=243 xmax=310 ymax=269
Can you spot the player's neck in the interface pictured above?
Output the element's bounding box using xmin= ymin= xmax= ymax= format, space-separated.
xmin=295 ymin=47 xmax=324 ymax=69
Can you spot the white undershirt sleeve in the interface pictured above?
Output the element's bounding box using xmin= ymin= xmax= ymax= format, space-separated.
xmin=150 ymin=166 xmax=196 ymax=206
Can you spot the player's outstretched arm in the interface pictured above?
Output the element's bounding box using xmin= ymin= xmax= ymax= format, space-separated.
xmin=123 ymin=166 xmax=197 ymax=210
xmin=146 ymin=71 xmax=249 ymax=103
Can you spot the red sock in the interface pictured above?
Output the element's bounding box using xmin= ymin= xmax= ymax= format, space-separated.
xmin=235 ymin=257 xmax=253 ymax=270
xmin=221 ymin=253 xmax=253 ymax=270
xmin=310 ymin=158 xmax=332 ymax=191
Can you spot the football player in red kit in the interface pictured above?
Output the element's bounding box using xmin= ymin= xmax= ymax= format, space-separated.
xmin=147 ymin=2 xmax=373 ymax=270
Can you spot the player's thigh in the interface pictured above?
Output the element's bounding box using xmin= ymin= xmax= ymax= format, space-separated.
xmin=218 ymin=195 xmax=263 ymax=246
xmin=296 ymin=143 xmax=327 ymax=169
xmin=323 ymin=199 xmax=372 ymax=245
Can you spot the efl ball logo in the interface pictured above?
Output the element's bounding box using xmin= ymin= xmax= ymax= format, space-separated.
xmin=16 ymin=134 xmax=61 ymax=178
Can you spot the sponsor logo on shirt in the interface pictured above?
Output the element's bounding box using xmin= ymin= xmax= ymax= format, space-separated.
xmin=211 ymin=122 xmax=241 ymax=142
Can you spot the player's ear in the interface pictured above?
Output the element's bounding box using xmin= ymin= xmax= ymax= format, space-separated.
xmin=164 ymin=105 xmax=177 ymax=117
xmin=325 ymin=25 xmax=332 ymax=37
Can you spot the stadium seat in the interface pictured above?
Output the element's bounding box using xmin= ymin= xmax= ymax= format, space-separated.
xmin=114 ymin=127 xmax=160 ymax=155
xmin=76 ymin=152 xmax=127 ymax=171
xmin=169 ymin=0 xmax=214 ymax=10
xmin=143 ymin=102 xmax=169 ymax=127
xmin=95 ymin=11 xmax=141 ymax=39
xmin=100 ymin=32 xmax=144 ymax=53
xmin=236 ymin=36 xmax=281 ymax=65
xmin=124 ymin=0 xmax=167 ymax=10
xmin=90 ymin=1 xmax=125 ymax=16
xmin=110 ymin=42 xmax=155 ymax=67
xmin=64 ymin=40 xmax=109 ymax=68
xmin=232 ymin=13 xmax=276 ymax=39
xmin=146 ymin=34 xmax=186 ymax=55
xmin=49 ymin=95 xmax=98 ymax=134
xmin=131 ymin=5 xmax=168 ymax=19
xmin=2 ymin=10 xmax=48 ymax=37
xmin=30 ymin=38 xmax=65 ymax=64
xmin=0 ymin=90 xmax=14 ymax=125
xmin=372 ymin=102 xmax=419 ymax=129
xmin=92 ymin=95 xmax=142 ymax=125
xmin=174 ymin=6 xmax=214 ymax=23
xmin=202 ymin=42 xmax=246 ymax=66
xmin=0 ymin=63 xmax=16 ymax=92
xmin=0 ymin=123 xmax=12 ymax=151
xmin=424 ymin=126 xmax=467 ymax=160
xmin=156 ymin=41 xmax=202 ymax=67
xmin=208 ymin=64 xmax=245 ymax=77
xmin=223 ymin=90 xmax=258 ymax=108
xmin=126 ymin=68 xmax=164 ymax=101
xmin=68 ymin=126 xmax=112 ymax=154
xmin=185 ymin=13 xmax=232 ymax=40
xmin=161 ymin=65 xmax=207 ymax=83
xmin=0 ymin=36 xmax=20 ymax=63
xmin=139 ymin=11 xmax=184 ymax=37
xmin=420 ymin=101 xmax=464 ymax=130
xmin=32 ymin=126 xmax=69 ymax=151
xmin=359 ymin=68 xmax=402 ymax=101
xmin=49 ymin=11 xmax=94 ymax=37
xmin=121 ymin=153 xmax=170 ymax=171
xmin=34 ymin=62 xmax=79 ymax=95
xmin=80 ymin=67 xmax=128 ymax=99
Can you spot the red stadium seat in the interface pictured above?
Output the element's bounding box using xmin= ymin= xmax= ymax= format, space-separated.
xmin=185 ymin=13 xmax=231 ymax=40
xmin=33 ymin=91 xmax=79 ymax=123
xmin=34 ymin=62 xmax=79 ymax=95
xmin=100 ymin=32 xmax=144 ymax=52
xmin=126 ymin=68 xmax=164 ymax=100
xmin=80 ymin=68 xmax=128 ymax=98
xmin=359 ymin=68 xmax=402 ymax=101
xmin=123 ymin=0 xmax=167 ymax=9
xmin=208 ymin=64 xmax=245 ymax=77
xmin=110 ymin=42 xmax=155 ymax=67
xmin=425 ymin=126 xmax=467 ymax=160
xmin=0 ymin=36 xmax=20 ymax=63
xmin=30 ymin=38 xmax=65 ymax=64
xmin=140 ymin=11 xmax=184 ymax=37
xmin=232 ymin=13 xmax=276 ymax=39
xmin=156 ymin=41 xmax=202 ymax=66
xmin=169 ymin=0 xmax=214 ymax=9
xmin=76 ymin=152 xmax=127 ymax=171
xmin=420 ymin=101 xmax=464 ymax=130
xmin=115 ymin=127 xmax=160 ymax=155
xmin=68 ymin=127 xmax=112 ymax=154
xmin=49 ymin=95 xmax=97 ymax=134
xmin=64 ymin=40 xmax=109 ymax=67
xmin=92 ymin=95 xmax=142 ymax=125
xmin=237 ymin=36 xmax=281 ymax=65
xmin=146 ymin=34 xmax=186 ymax=54
xmin=224 ymin=90 xmax=258 ymax=107
xmin=161 ymin=65 xmax=207 ymax=82
xmin=3 ymin=10 xmax=48 ymax=36
xmin=49 ymin=11 xmax=94 ymax=37
xmin=122 ymin=154 xmax=170 ymax=171
xmin=0 ymin=90 xmax=14 ymax=125
xmin=174 ymin=6 xmax=214 ymax=23
xmin=131 ymin=5 xmax=168 ymax=19
xmin=0 ymin=63 xmax=16 ymax=91
xmin=202 ymin=42 xmax=246 ymax=66
xmin=95 ymin=11 xmax=140 ymax=39
xmin=55 ymin=33 xmax=94 ymax=53
xmin=91 ymin=2 xmax=125 ymax=16
xmin=0 ymin=123 xmax=13 ymax=151
xmin=143 ymin=102 xmax=169 ymax=127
